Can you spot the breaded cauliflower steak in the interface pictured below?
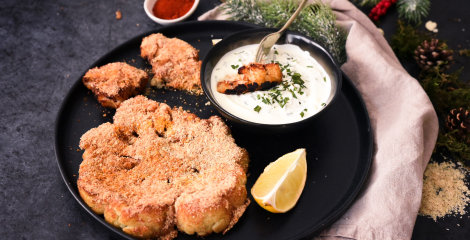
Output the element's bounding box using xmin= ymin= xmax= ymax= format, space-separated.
xmin=140 ymin=33 xmax=202 ymax=94
xmin=78 ymin=95 xmax=249 ymax=239
xmin=82 ymin=62 xmax=148 ymax=108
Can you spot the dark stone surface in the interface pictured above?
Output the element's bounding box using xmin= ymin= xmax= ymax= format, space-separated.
xmin=0 ymin=0 xmax=468 ymax=239
xmin=0 ymin=1 xmax=220 ymax=239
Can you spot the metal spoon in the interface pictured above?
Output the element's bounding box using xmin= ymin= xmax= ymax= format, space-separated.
xmin=255 ymin=0 xmax=309 ymax=63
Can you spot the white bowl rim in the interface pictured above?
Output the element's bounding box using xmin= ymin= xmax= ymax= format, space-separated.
xmin=143 ymin=0 xmax=200 ymax=25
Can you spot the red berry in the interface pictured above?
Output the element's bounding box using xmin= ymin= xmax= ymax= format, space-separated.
xmin=370 ymin=0 xmax=395 ymax=21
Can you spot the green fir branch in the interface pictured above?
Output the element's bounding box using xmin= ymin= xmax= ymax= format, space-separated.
xmin=459 ymin=49 xmax=470 ymax=57
xmin=391 ymin=20 xmax=470 ymax=166
xmin=397 ymin=0 xmax=430 ymax=23
xmin=355 ymin=0 xmax=381 ymax=7
xmin=436 ymin=132 xmax=470 ymax=165
xmin=390 ymin=21 xmax=430 ymax=60
xmin=421 ymin=69 xmax=470 ymax=117
xmin=419 ymin=67 xmax=470 ymax=166
xmin=223 ymin=0 xmax=347 ymax=64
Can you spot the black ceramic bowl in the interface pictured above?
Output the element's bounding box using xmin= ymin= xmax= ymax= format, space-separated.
xmin=201 ymin=28 xmax=342 ymax=132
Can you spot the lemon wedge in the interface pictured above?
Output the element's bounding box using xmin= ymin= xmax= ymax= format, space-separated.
xmin=251 ymin=148 xmax=307 ymax=213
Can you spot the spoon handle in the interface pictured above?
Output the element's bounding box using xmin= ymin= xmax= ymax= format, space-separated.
xmin=279 ymin=0 xmax=309 ymax=33
xmin=255 ymin=0 xmax=309 ymax=63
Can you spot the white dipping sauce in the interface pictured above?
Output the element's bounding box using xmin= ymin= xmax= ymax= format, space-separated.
xmin=211 ymin=44 xmax=331 ymax=124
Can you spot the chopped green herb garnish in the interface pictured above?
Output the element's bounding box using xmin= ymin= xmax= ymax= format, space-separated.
xmin=288 ymin=89 xmax=297 ymax=99
xmin=321 ymin=103 xmax=326 ymax=107
xmin=274 ymin=50 xmax=279 ymax=55
xmin=307 ymin=66 xmax=313 ymax=68
xmin=292 ymin=73 xmax=305 ymax=86
xmin=300 ymin=111 xmax=305 ymax=117
xmin=231 ymin=64 xmax=239 ymax=69
xmin=280 ymin=97 xmax=289 ymax=108
xmin=254 ymin=105 xmax=261 ymax=112
xmin=323 ymin=77 xmax=327 ymax=82
xmin=261 ymin=97 xmax=271 ymax=105
xmin=255 ymin=63 xmax=308 ymax=109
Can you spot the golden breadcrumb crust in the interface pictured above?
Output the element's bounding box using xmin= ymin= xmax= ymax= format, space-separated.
xmin=216 ymin=63 xmax=283 ymax=94
xmin=82 ymin=62 xmax=148 ymax=108
xmin=78 ymin=96 xmax=249 ymax=239
xmin=140 ymin=33 xmax=202 ymax=94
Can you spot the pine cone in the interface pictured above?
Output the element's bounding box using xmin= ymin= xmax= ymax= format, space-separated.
xmin=446 ymin=108 xmax=470 ymax=137
xmin=414 ymin=39 xmax=454 ymax=71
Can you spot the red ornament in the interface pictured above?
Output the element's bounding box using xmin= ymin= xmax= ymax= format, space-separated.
xmin=369 ymin=0 xmax=396 ymax=22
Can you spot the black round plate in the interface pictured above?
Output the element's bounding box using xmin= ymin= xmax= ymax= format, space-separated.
xmin=55 ymin=21 xmax=373 ymax=240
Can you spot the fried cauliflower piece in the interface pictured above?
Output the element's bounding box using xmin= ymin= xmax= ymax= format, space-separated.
xmin=217 ymin=63 xmax=282 ymax=95
xmin=78 ymin=96 xmax=249 ymax=239
xmin=140 ymin=33 xmax=202 ymax=94
xmin=82 ymin=62 xmax=148 ymax=108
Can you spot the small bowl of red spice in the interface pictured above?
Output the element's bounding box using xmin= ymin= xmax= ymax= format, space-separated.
xmin=144 ymin=0 xmax=199 ymax=25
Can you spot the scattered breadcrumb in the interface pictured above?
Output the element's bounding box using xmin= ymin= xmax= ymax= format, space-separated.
xmin=425 ymin=20 xmax=438 ymax=33
xmin=115 ymin=10 xmax=122 ymax=20
xmin=419 ymin=161 xmax=470 ymax=221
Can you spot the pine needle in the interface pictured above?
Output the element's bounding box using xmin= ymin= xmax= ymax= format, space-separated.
xmin=356 ymin=0 xmax=381 ymax=7
xmin=223 ymin=0 xmax=347 ymax=64
xmin=420 ymin=68 xmax=470 ymax=166
xmin=390 ymin=20 xmax=430 ymax=60
xmin=397 ymin=0 xmax=431 ymax=24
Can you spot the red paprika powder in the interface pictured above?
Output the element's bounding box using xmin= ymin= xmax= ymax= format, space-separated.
xmin=152 ymin=0 xmax=195 ymax=20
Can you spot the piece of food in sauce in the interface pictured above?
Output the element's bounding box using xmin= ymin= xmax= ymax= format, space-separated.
xmin=216 ymin=63 xmax=282 ymax=95
xmin=78 ymin=95 xmax=250 ymax=239
xmin=140 ymin=33 xmax=202 ymax=94
xmin=82 ymin=62 xmax=148 ymax=109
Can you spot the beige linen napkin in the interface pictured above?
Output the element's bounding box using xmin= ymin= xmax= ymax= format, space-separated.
xmin=199 ymin=0 xmax=439 ymax=239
